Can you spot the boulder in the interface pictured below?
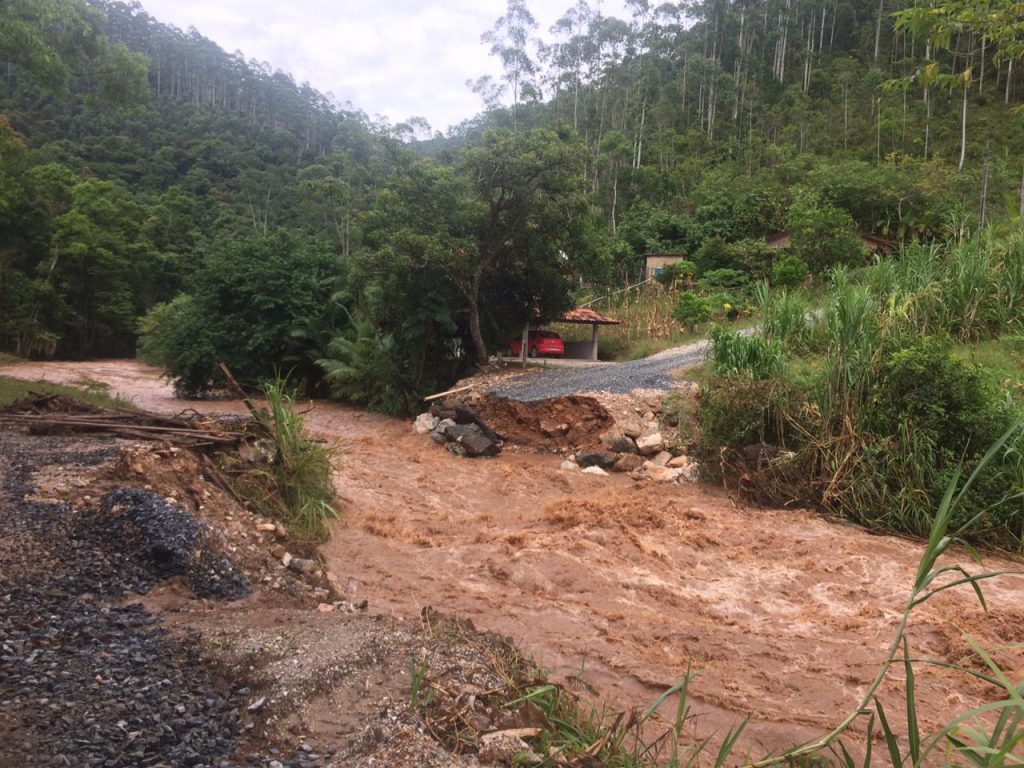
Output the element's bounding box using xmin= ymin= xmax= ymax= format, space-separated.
xmin=581 ymin=465 xmax=609 ymax=477
xmin=413 ymin=412 xmax=439 ymax=434
xmin=602 ymin=431 xmax=638 ymax=454
xmin=680 ymin=463 xmax=701 ymax=483
xmin=559 ymin=460 xmax=579 ymax=472
xmin=611 ymin=453 xmax=645 ymax=473
xmin=574 ymin=450 xmax=618 ymax=469
xmin=635 ymin=432 xmax=664 ymax=455
xmin=428 ymin=418 xmax=456 ymax=445
xmin=619 ymin=419 xmax=644 ymax=439
xmin=668 ymin=455 xmax=693 ymax=469
xmin=650 ymin=451 xmax=673 ymax=467
xmin=647 ymin=466 xmax=683 ymax=483
xmin=444 ymin=423 xmax=500 ymax=458
xmin=429 ymin=399 xmax=501 ymax=442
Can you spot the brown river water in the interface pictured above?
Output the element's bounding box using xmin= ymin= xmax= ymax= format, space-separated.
xmin=5 ymin=359 xmax=1024 ymax=762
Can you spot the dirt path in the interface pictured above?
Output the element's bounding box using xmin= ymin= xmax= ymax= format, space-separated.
xmin=7 ymin=359 xmax=1024 ymax=760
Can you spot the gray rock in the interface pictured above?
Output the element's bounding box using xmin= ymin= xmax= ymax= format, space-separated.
xmin=413 ymin=412 xmax=439 ymax=434
xmin=288 ymin=557 xmax=317 ymax=575
xmin=428 ymin=418 xmax=456 ymax=444
xmin=444 ymin=423 xmax=500 ymax=457
xmin=650 ymin=450 xmax=673 ymax=467
xmin=602 ymin=431 xmax=638 ymax=454
xmin=611 ymin=453 xmax=645 ymax=473
xmin=636 ymin=433 xmax=664 ymax=455
xmin=647 ymin=466 xmax=683 ymax=483
xmin=581 ymin=465 xmax=609 ymax=476
xmin=574 ymin=450 xmax=618 ymax=469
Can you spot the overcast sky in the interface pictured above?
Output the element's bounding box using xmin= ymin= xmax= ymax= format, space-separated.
xmin=137 ymin=0 xmax=631 ymax=133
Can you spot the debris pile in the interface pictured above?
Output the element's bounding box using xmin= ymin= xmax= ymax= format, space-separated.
xmin=413 ymin=398 xmax=503 ymax=458
xmin=559 ymin=390 xmax=702 ymax=484
xmin=0 ymin=390 xmax=252 ymax=448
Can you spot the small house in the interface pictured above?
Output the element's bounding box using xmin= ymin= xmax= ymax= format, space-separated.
xmin=644 ymin=253 xmax=688 ymax=280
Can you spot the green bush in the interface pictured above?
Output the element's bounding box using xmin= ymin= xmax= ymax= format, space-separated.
xmin=137 ymin=231 xmax=342 ymax=397
xmin=236 ymin=379 xmax=338 ymax=542
xmin=654 ymin=259 xmax=695 ymax=287
xmin=866 ymin=338 xmax=1005 ymax=454
xmin=698 ymin=268 xmax=750 ymax=290
xmin=672 ymin=292 xmax=714 ymax=331
xmin=318 ymin=315 xmax=420 ymax=416
xmin=693 ymin=236 xmax=740 ymax=276
xmin=771 ymin=254 xmax=808 ymax=288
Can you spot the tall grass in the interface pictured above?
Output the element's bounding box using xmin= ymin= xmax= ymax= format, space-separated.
xmin=757 ymin=282 xmax=812 ymax=350
xmin=709 ymin=325 xmax=785 ymax=381
xmin=236 ymin=379 xmax=338 ymax=542
xmin=701 ymin=234 xmax=1024 ymax=550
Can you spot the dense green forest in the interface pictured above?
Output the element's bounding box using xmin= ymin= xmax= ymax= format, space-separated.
xmin=1 ymin=0 xmax=1023 ymax=411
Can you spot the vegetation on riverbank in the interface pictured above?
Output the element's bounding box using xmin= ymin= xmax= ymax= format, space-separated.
xmin=693 ymin=232 xmax=1024 ymax=551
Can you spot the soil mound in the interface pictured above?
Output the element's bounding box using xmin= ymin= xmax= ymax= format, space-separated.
xmin=469 ymin=394 xmax=612 ymax=450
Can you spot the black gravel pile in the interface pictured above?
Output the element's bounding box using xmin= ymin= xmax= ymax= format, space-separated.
xmin=0 ymin=432 xmax=317 ymax=768
xmin=100 ymin=488 xmax=250 ymax=600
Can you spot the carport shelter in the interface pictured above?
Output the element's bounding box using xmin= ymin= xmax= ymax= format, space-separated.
xmin=555 ymin=307 xmax=621 ymax=361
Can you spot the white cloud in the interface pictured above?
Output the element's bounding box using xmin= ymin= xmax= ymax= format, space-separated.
xmin=136 ymin=0 xmax=630 ymax=131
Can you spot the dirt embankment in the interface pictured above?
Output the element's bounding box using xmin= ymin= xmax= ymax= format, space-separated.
xmin=6 ymin=359 xmax=1024 ymax=761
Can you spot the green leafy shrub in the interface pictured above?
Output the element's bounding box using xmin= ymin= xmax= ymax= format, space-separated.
xmin=693 ymin=236 xmax=740 ymax=276
xmin=866 ymin=338 xmax=1005 ymax=453
xmin=771 ymin=254 xmax=809 ymax=288
xmin=318 ymin=315 xmax=419 ymax=416
xmin=654 ymin=259 xmax=695 ymax=287
xmin=137 ymin=232 xmax=342 ymax=397
xmin=672 ymin=292 xmax=714 ymax=331
xmin=787 ymin=189 xmax=865 ymax=271
xmin=698 ymin=268 xmax=750 ymax=290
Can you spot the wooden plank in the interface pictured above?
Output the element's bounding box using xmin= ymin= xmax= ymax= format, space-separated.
xmin=422 ymin=384 xmax=474 ymax=402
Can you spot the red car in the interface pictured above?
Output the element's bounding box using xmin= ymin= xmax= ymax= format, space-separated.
xmin=506 ymin=330 xmax=564 ymax=358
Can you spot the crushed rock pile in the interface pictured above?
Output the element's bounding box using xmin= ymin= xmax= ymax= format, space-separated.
xmin=100 ymin=487 xmax=251 ymax=600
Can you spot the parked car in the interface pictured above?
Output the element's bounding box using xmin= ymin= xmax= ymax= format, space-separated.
xmin=505 ymin=330 xmax=564 ymax=358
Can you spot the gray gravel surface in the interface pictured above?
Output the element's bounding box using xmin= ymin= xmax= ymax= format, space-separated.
xmin=0 ymin=432 xmax=322 ymax=768
xmin=488 ymin=339 xmax=711 ymax=402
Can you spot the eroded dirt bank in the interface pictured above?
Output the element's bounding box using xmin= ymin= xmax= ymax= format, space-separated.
xmin=7 ymin=359 xmax=1024 ymax=760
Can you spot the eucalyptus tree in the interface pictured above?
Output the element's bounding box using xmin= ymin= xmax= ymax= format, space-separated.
xmin=482 ymin=0 xmax=540 ymax=128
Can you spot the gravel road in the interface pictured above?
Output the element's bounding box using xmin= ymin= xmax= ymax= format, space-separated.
xmin=488 ymin=338 xmax=711 ymax=401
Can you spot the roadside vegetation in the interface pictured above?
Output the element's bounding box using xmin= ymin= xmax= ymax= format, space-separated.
xmin=691 ymin=231 xmax=1024 ymax=551
xmin=228 ymin=380 xmax=338 ymax=542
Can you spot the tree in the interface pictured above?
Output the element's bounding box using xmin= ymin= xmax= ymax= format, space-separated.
xmin=48 ymin=179 xmax=161 ymax=357
xmin=786 ymin=189 xmax=865 ymax=271
xmin=482 ymin=0 xmax=540 ymax=127
xmin=456 ymin=129 xmax=589 ymax=360
xmin=138 ymin=232 xmax=342 ymax=396
xmin=0 ymin=0 xmax=148 ymax=102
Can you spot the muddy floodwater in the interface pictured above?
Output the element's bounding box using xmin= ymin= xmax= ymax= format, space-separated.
xmin=7 ymin=359 xmax=1024 ymax=760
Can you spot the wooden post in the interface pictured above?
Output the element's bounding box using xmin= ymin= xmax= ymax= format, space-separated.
xmin=590 ymin=323 xmax=600 ymax=361
xmin=520 ymin=323 xmax=529 ymax=369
